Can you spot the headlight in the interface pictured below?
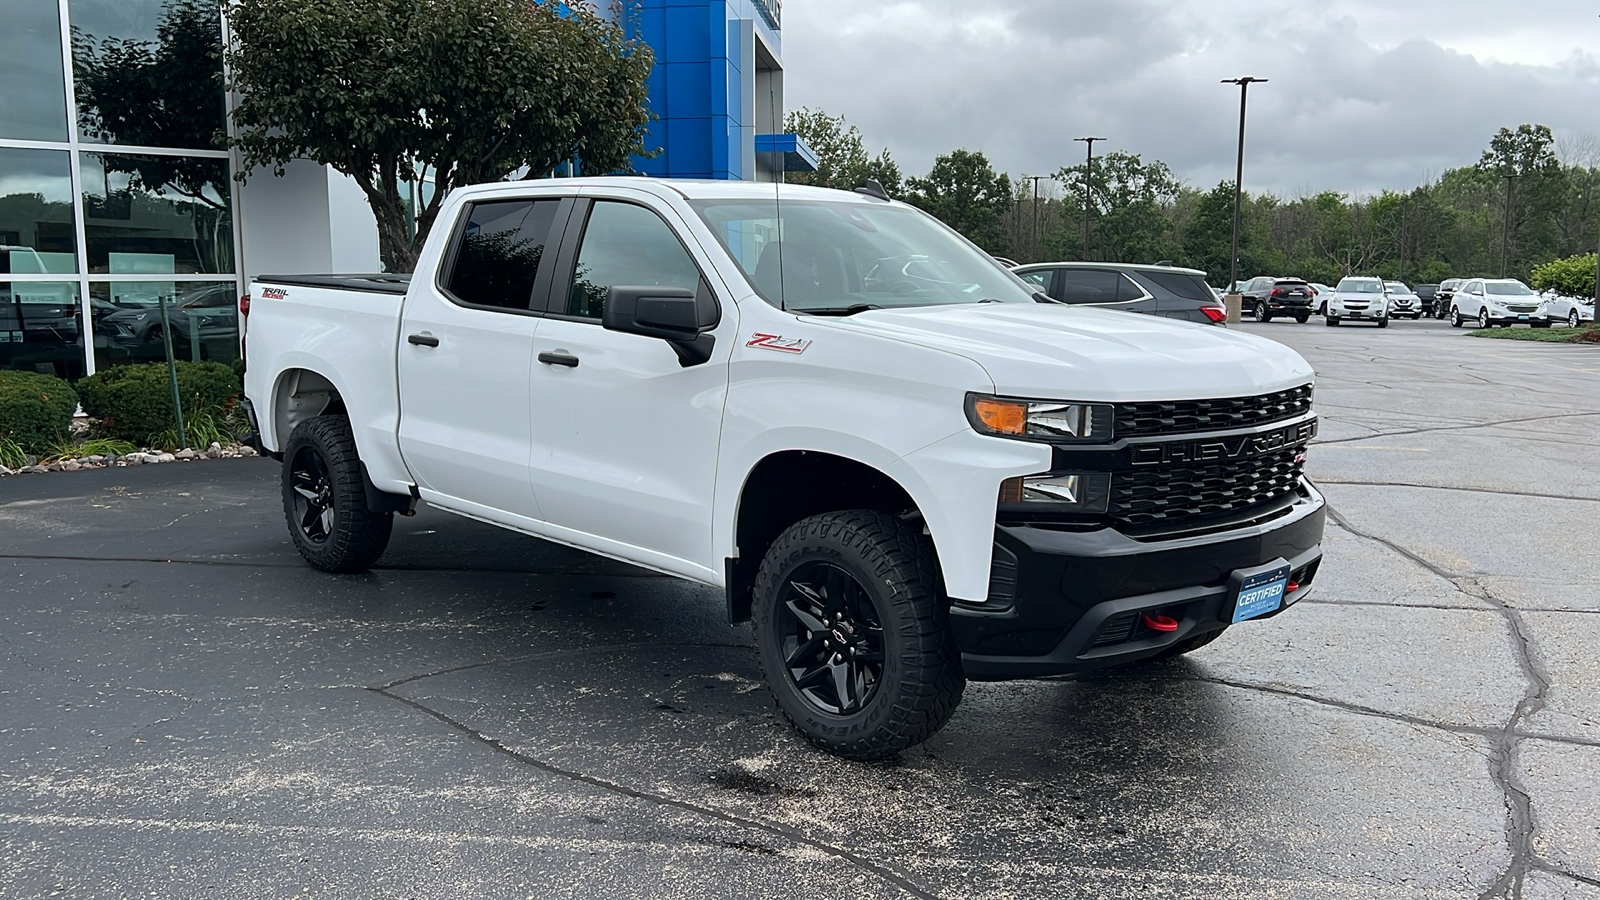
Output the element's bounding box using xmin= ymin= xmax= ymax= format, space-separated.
xmin=998 ymin=472 xmax=1112 ymax=514
xmin=966 ymin=395 xmax=1114 ymax=443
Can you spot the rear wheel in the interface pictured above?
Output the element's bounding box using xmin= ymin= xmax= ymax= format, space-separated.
xmin=282 ymin=415 xmax=393 ymax=572
xmin=752 ymin=510 xmax=964 ymax=760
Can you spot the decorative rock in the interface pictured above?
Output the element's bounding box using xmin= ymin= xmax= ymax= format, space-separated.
xmin=238 ymin=446 xmax=257 ymax=457
xmin=19 ymin=465 xmax=48 ymax=474
xmin=124 ymin=455 xmax=144 ymax=465
xmin=155 ymin=453 xmax=176 ymax=463
xmin=103 ymin=453 xmax=117 ymax=465
xmin=62 ymin=460 xmax=81 ymax=471
xmin=45 ymin=463 xmax=63 ymax=472
xmin=206 ymin=442 xmax=222 ymax=459
xmin=87 ymin=455 xmax=104 ymax=464
xmin=0 ymin=466 xmax=12 ymax=476
xmin=175 ymin=448 xmax=197 ymax=460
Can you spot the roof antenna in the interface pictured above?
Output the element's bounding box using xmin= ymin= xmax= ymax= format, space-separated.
xmin=854 ymin=179 xmax=890 ymax=202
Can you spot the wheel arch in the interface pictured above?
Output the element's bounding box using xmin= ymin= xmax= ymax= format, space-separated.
xmin=725 ymin=450 xmax=923 ymax=625
xmin=269 ymin=367 xmax=347 ymax=451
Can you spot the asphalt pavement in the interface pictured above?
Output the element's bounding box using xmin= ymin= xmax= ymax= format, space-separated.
xmin=1 ymin=318 xmax=1598 ymax=899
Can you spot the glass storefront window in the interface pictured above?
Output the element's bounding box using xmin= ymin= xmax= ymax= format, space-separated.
xmin=0 ymin=281 xmax=85 ymax=381
xmin=69 ymin=0 xmax=226 ymax=150
xmin=81 ymin=152 xmax=234 ymax=275
xmin=0 ymin=148 xmax=78 ymax=275
xmin=91 ymin=280 xmax=238 ymax=372
xmin=0 ymin=0 xmax=71 ymax=142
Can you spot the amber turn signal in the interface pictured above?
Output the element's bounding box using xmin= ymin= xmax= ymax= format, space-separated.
xmin=970 ymin=397 xmax=1028 ymax=436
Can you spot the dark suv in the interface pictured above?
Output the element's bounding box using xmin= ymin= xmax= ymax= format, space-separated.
xmin=1239 ymin=276 xmax=1313 ymax=323
xmin=1432 ymin=279 xmax=1463 ymax=318
xmin=1010 ymin=262 xmax=1227 ymax=325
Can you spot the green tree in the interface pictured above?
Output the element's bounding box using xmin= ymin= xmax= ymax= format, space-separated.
xmin=225 ymin=0 xmax=654 ymax=272
xmin=903 ymin=149 xmax=1012 ymax=254
xmin=1530 ymin=252 xmax=1597 ymax=297
xmin=783 ymin=107 xmax=902 ymax=195
xmin=1052 ymin=151 xmax=1180 ymax=263
xmin=1179 ymin=182 xmax=1241 ymax=283
xmin=1477 ymin=124 xmax=1564 ymax=277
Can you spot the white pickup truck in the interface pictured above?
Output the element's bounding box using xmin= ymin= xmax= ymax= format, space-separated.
xmin=242 ymin=177 xmax=1326 ymax=759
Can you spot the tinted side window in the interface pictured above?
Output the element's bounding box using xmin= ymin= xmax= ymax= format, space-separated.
xmin=1017 ymin=269 xmax=1053 ymax=288
xmin=445 ymin=199 xmax=561 ymax=310
xmin=567 ymin=202 xmax=700 ymax=320
xmin=1115 ymin=275 xmax=1146 ymax=302
xmin=1141 ymin=270 xmax=1215 ymax=302
xmin=1056 ymin=270 xmax=1122 ymax=304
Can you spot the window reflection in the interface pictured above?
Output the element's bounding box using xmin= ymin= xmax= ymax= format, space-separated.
xmin=0 ymin=149 xmax=78 ymax=274
xmin=0 ymin=281 xmax=85 ymax=381
xmin=0 ymin=0 xmax=70 ymax=142
xmin=69 ymin=0 xmax=225 ymax=150
xmin=91 ymin=281 xmax=238 ymax=371
xmin=81 ymin=152 xmax=233 ymax=275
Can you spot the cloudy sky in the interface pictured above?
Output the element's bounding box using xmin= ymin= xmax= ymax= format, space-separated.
xmin=783 ymin=0 xmax=1600 ymax=198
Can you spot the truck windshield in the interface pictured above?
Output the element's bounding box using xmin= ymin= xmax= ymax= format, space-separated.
xmin=689 ymin=198 xmax=1039 ymax=313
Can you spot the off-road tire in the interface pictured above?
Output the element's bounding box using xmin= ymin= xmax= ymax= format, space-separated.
xmin=752 ymin=510 xmax=964 ymax=760
xmin=282 ymin=415 xmax=393 ymax=572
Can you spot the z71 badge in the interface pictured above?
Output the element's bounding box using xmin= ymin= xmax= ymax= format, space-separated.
xmin=746 ymin=333 xmax=812 ymax=354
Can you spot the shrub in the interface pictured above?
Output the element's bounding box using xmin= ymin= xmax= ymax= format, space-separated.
xmin=1530 ymin=253 xmax=1597 ymax=298
xmin=77 ymin=361 xmax=241 ymax=446
xmin=0 ymin=370 xmax=79 ymax=455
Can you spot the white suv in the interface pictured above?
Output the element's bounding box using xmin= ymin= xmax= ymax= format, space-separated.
xmin=1450 ymin=278 xmax=1548 ymax=329
xmin=1325 ymin=277 xmax=1389 ymax=327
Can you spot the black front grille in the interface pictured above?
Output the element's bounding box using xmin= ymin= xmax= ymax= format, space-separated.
xmin=1508 ymin=305 xmax=1539 ymax=313
xmin=1110 ymin=448 xmax=1304 ymax=530
xmin=1114 ymin=385 xmax=1312 ymax=438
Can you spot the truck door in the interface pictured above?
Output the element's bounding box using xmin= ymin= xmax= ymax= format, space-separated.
xmin=526 ymin=196 xmax=733 ymax=567
xmin=396 ymin=196 xmax=570 ymax=519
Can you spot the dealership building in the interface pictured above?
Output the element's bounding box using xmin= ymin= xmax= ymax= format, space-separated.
xmin=0 ymin=0 xmax=812 ymax=384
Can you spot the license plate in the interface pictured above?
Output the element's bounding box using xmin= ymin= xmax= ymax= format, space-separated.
xmin=1518 ymin=315 xmax=1529 ymax=320
xmin=1231 ymin=562 xmax=1290 ymax=623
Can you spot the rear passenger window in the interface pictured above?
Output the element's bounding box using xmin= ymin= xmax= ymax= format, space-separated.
xmin=1115 ymin=275 xmax=1145 ymax=302
xmin=566 ymin=201 xmax=700 ymax=320
xmin=1056 ymin=270 xmax=1122 ymax=304
xmin=445 ymin=199 xmax=561 ymax=310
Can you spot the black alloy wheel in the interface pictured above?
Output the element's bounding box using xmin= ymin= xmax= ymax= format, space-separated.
xmin=752 ymin=510 xmax=964 ymax=760
xmin=289 ymin=444 xmax=336 ymax=544
xmin=775 ymin=562 xmax=886 ymax=716
xmin=281 ymin=415 xmax=394 ymax=572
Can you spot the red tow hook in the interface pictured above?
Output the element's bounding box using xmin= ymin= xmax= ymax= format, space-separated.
xmin=1286 ymin=581 xmax=1300 ymax=594
xmin=1143 ymin=613 xmax=1180 ymax=633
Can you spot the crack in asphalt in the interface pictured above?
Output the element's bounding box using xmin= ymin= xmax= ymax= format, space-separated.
xmin=1324 ymin=507 xmax=1569 ymax=900
xmin=367 ymin=687 xmax=943 ymax=900
xmin=1314 ymin=480 xmax=1600 ymax=504
xmin=374 ymin=640 xmax=753 ymax=690
xmin=1313 ymin=410 xmax=1600 ymax=448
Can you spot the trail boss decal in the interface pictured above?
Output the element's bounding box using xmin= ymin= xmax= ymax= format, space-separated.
xmin=746 ymin=333 xmax=812 ymax=354
xmin=260 ymin=288 xmax=288 ymax=300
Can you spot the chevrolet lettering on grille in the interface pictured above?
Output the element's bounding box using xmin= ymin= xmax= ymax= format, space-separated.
xmin=1129 ymin=420 xmax=1315 ymax=467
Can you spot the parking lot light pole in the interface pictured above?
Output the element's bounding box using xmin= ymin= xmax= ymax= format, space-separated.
xmin=1222 ymin=78 xmax=1266 ymax=294
xmin=1025 ymin=175 xmax=1049 ymax=262
xmin=1500 ymin=174 xmax=1518 ymax=278
xmin=1073 ymin=137 xmax=1106 ymax=261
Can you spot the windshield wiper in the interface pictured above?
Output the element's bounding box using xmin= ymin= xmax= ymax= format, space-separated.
xmin=799 ymin=304 xmax=884 ymax=316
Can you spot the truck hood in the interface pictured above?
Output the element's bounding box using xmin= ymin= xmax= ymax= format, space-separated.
xmin=823 ymin=304 xmax=1314 ymax=401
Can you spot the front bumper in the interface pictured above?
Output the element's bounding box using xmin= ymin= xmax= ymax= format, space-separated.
xmin=1486 ymin=311 xmax=1547 ymax=324
xmin=953 ymin=481 xmax=1326 ymax=679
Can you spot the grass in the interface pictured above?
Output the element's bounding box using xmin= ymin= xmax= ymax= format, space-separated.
xmin=1467 ymin=325 xmax=1600 ymax=343
xmin=150 ymin=409 xmax=231 ymax=452
xmin=40 ymin=437 xmax=140 ymax=463
xmin=0 ymin=435 xmax=27 ymax=469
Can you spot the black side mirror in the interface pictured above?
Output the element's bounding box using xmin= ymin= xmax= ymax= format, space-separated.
xmin=602 ymin=285 xmax=717 ymax=367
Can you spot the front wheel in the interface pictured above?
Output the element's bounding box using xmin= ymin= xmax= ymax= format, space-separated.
xmin=1254 ymin=303 xmax=1271 ymax=323
xmin=1478 ymin=310 xmax=1490 ymax=329
xmin=752 ymin=510 xmax=964 ymax=760
xmin=1325 ymin=315 xmax=1340 ymax=326
xmin=282 ymin=415 xmax=394 ymax=572
xmin=1571 ymin=311 xmax=1582 ymax=328
xmin=1451 ymin=307 xmax=1463 ymax=328
xmin=1377 ymin=317 xmax=1389 ymax=329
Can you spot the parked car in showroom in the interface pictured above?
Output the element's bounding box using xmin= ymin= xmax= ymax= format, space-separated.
xmin=1325 ymin=277 xmax=1390 ymax=327
xmin=1432 ymin=278 xmax=1464 ymax=318
xmin=1539 ymin=291 xmax=1595 ymax=328
xmin=1450 ymin=278 xmax=1548 ymax=328
xmin=1383 ymin=282 xmax=1424 ymax=319
xmin=1011 ymin=261 xmax=1228 ymax=325
xmin=101 ymin=283 xmax=240 ymax=350
xmin=1239 ymin=276 xmax=1314 ymax=323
